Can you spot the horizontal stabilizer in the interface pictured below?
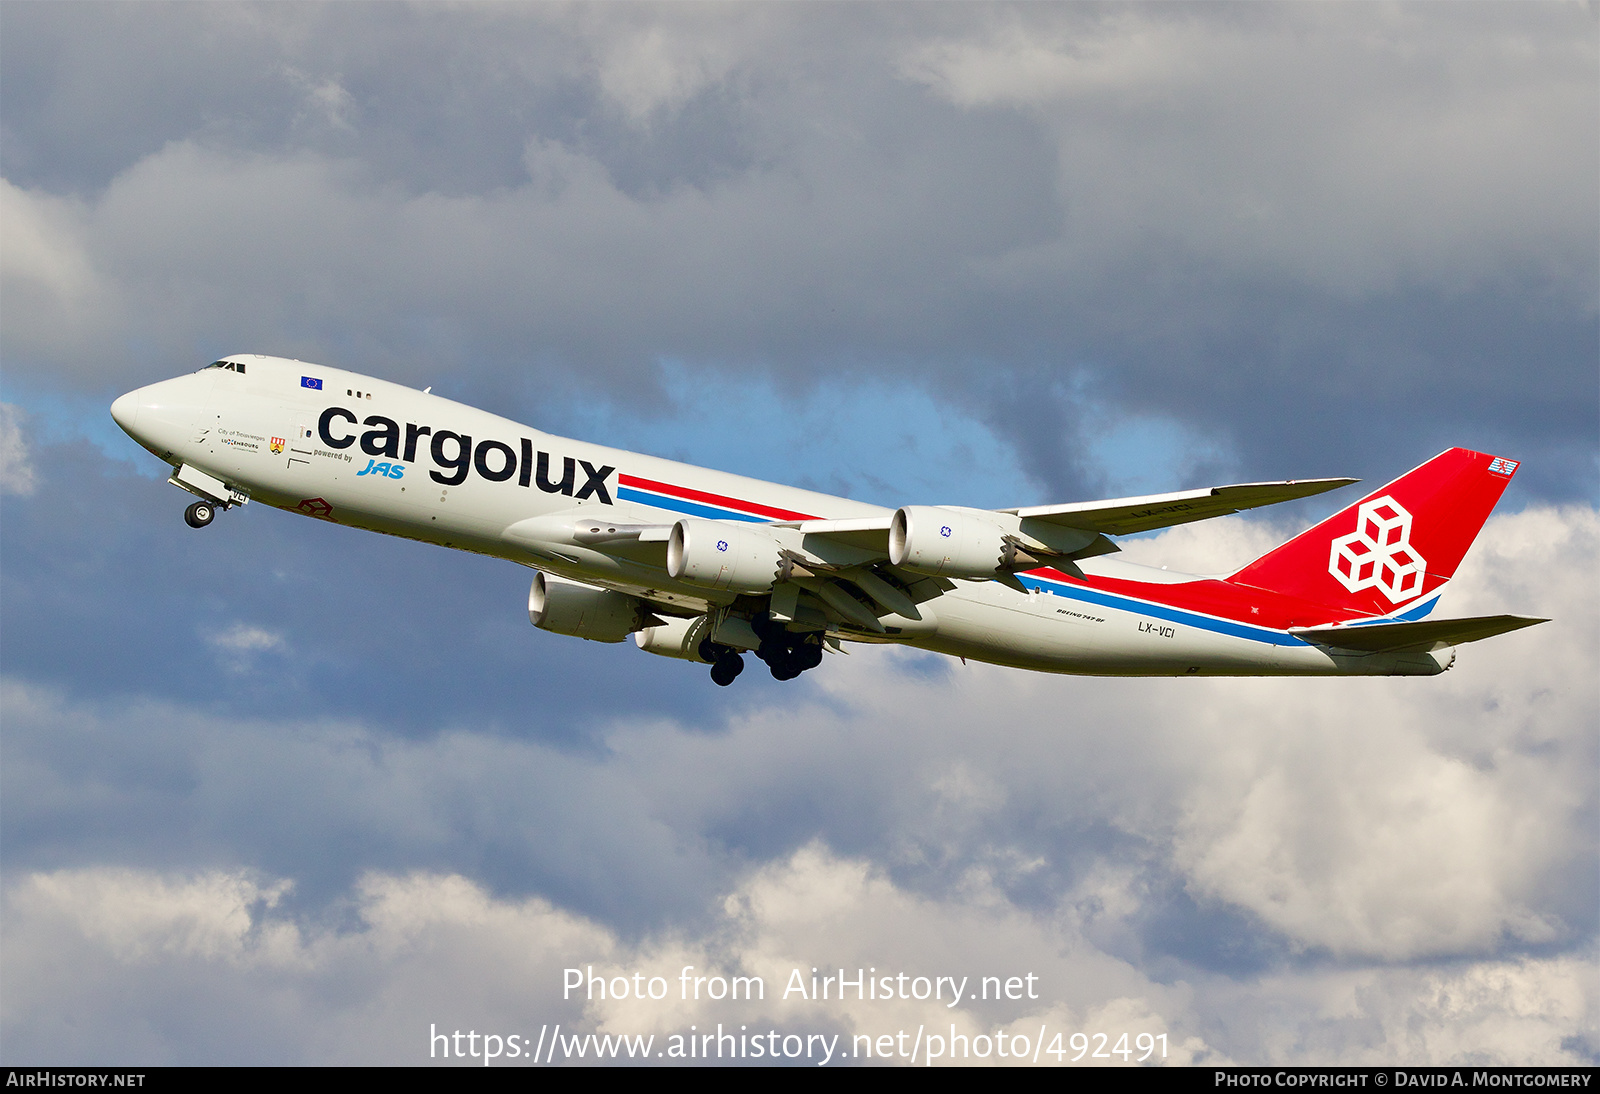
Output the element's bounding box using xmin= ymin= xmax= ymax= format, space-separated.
xmin=1289 ymin=615 xmax=1547 ymax=653
xmin=1000 ymin=478 xmax=1357 ymax=536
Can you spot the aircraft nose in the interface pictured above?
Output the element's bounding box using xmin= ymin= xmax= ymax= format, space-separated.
xmin=110 ymin=390 xmax=140 ymax=433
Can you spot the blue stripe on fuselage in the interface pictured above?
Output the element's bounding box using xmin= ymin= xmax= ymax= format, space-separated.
xmin=1017 ymin=572 xmax=1308 ymax=646
xmin=614 ymin=486 xmax=769 ymax=523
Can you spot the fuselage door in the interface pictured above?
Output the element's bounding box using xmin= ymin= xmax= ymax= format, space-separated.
xmin=287 ymin=421 xmax=314 ymax=467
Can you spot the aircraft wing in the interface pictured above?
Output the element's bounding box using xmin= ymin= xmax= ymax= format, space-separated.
xmin=505 ymin=478 xmax=1360 ymax=635
xmin=997 ymin=478 xmax=1357 ymax=536
xmin=783 ymin=516 xmax=894 ymax=555
xmin=1289 ymin=615 xmax=1547 ymax=652
xmin=774 ymin=477 xmax=1356 ymax=556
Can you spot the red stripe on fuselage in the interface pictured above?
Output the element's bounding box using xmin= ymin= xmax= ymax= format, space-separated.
xmin=1025 ymin=567 xmax=1387 ymax=630
xmin=617 ymin=473 xmax=819 ymax=522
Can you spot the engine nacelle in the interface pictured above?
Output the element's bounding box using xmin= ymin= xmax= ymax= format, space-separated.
xmin=634 ymin=614 xmax=716 ymax=662
xmin=666 ymin=519 xmax=784 ymax=593
xmin=888 ymin=506 xmax=1014 ymax=578
xmin=528 ymin=572 xmax=651 ymax=643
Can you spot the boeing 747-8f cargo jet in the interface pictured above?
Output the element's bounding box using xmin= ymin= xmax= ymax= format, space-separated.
xmin=111 ymin=355 xmax=1544 ymax=686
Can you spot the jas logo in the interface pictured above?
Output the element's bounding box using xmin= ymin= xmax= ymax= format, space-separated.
xmin=318 ymin=408 xmax=614 ymax=500
xmin=357 ymin=459 xmax=404 ymax=479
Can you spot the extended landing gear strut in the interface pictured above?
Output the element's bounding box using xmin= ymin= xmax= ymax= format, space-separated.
xmin=698 ymin=618 xmax=826 ymax=687
xmin=170 ymin=465 xmax=245 ymax=529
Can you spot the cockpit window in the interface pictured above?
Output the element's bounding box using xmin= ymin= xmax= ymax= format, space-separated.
xmin=206 ymin=360 xmax=246 ymax=374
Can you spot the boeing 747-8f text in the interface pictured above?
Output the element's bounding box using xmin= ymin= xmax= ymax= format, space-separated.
xmin=111 ymin=355 xmax=1545 ymax=686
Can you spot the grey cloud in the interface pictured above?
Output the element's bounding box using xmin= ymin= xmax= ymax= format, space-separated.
xmin=2 ymin=3 xmax=1592 ymax=499
xmin=903 ymin=4 xmax=1596 ymax=298
xmin=0 ymin=677 xmax=722 ymax=926
xmin=4 ymin=855 xmax=1593 ymax=1065
xmin=2 ymin=6 xmax=1596 ymax=1064
xmin=3 ymin=506 xmax=1593 ymax=1063
xmin=2 ymin=866 xmax=609 ymax=1064
xmin=0 ymin=427 xmax=729 ymax=737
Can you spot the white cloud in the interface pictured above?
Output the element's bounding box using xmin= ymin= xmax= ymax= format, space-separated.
xmin=1 ymin=866 xmax=609 ymax=1065
xmin=593 ymin=24 xmax=737 ymax=125
xmin=205 ymin=623 xmax=288 ymax=673
xmin=0 ymin=403 xmax=38 ymax=496
xmin=12 ymin=868 xmax=295 ymax=965
xmin=2 ymin=506 xmax=1592 ymax=1063
xmin=900 ymin=11 xmax=1202 ymax=106
xmin=0 ymin=179 xmax=96 ymax=301
xmin=283 ymin=67 xmax=357 ymax=134
xmin=1111 ymin=506 xmax=1596 ymax=960
xmin=0 ymin=179 xmax=114 ymax=358
xmin=207 ymin=623 xmax=287 ymax=655
xmin=1192 ymin=953 xmax=1600 ymax=1065
xmin=5 ymin=852 xmax=1591 ymax=1066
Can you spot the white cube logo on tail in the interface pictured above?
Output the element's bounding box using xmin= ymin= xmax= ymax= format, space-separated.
xmin=1328 ymin=496 xmax=1427 ymax=603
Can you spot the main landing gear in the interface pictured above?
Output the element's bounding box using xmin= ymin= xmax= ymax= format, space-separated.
xmin=758 ymin=634 xmax=823 ymax=680
xmin=184 ymin=501 xmax=216 ymax=528
xmin=698 ymin=617 xmax=825 ymax=686
xmin=752 ymin=615 xmax=824 ymax=682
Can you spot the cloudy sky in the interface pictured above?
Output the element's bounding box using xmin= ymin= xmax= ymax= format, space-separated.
xmin=1 ymin=2 xmax=1595 ymax=1066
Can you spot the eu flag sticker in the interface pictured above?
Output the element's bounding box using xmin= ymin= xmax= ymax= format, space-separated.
xmin=301 ymin=376 xmax=322 ymax=390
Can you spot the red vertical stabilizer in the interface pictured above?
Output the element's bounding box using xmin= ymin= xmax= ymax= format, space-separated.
xmin=1229 ymin=448 xmax=1519 ymax=617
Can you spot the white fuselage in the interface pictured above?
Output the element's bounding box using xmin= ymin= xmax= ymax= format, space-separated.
xmin=111 ymin=356 xmax=1449 ymax=678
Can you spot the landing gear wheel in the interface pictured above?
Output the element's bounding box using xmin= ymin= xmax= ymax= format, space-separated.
xmin=797 ymin=641 xmax=824 ymax=670
xmin=184 ymin=501 xmax=216 ymax=528
xmin=710 ymin=652 xmax=744 ymax=687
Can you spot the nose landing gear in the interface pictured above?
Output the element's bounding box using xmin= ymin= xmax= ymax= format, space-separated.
xmin=169 ymin=465 xmax=245 ymax=528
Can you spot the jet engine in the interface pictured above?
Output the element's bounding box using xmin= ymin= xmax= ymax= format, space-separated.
xmin=888 ymin=506 xmax=1016 ymax=578
xmin=528 ymin=572 xmax=653 ymax=643
xmin=666 ymin=518 xmax=785 ymax=593
xmin=634 ymin=614 xmax=716 ymax=662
